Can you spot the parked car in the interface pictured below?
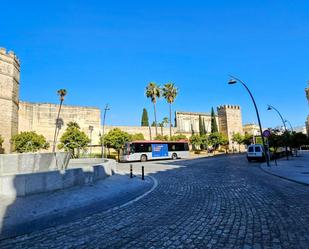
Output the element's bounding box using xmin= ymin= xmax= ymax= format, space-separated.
xmin=247 ymin=144 xmax=267 ymax=162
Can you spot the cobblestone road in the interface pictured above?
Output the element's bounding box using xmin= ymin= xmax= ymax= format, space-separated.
xmin=1 ymin=155 xmax=309 ymax=249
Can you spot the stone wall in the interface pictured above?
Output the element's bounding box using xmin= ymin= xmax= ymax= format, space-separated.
xmin=0 ymin=48 xmax=20 ymax=153
xmin=19 ymin=101 xmax=102 ymax=150
xmin=0 ymin=157 xmax=116 ymax=197
xmin=105 ymin=125 xmax=178 ymax=140
xmin=0 ymin=152 xmax=70 ymax=175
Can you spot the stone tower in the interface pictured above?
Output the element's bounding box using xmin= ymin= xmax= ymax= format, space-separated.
xmin=217 ymin=105 xmax=243 ymax=150
xmin=0 ymin=48 xmax=20 ymax=153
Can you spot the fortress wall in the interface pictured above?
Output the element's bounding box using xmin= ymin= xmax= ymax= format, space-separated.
xmin=104 ymin=125 xmax=179 ymax=140
xmin=18 ymin=102 xmax=102 ymax=149
xmin=0 ymin=48 xmax=20 ymax=153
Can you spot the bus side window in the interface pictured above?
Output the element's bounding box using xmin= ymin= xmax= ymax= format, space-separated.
xmin=148 ymin=145 xmax=152 ymax=152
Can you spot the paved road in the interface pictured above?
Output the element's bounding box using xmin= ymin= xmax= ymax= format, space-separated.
xmin=1 ymin=154 xmax=309 ymax=249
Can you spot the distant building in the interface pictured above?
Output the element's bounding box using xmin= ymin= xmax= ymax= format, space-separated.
xmin=294 ymin=125 xmax=307 ymax=135
xmin=175 ymin=111 xmax=217 ymax=134
xmin=243 ymin=123 xmax=260 ymax=136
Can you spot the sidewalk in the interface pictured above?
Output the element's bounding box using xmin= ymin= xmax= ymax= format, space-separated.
xmin=261 ymin=151 xmax=309 ymax=185
xmin=0 ymin=174 xmax=154 ymax=240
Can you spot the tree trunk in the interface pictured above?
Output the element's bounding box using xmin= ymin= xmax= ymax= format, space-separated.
xmin=169 ymin=103 xmax=172 ymax=138
xmin=153 ymin=103 xmax=158 ymax=137
xmin=52 ymin=100 xmax=63 ymax=152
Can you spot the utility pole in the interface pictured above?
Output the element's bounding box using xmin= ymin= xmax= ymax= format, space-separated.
xmin=101 ymin=104 xmax=110 ymax=158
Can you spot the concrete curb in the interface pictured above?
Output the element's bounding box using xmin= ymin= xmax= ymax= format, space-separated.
xmin=259 ymin=164 xmax=309 ymax=187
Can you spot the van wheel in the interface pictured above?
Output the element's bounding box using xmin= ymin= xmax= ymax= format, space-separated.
xmin=247 ymin=158 xmax=252 ymax=162
xmin=172 ymin=153 xmax=177 ymax=160
xmin=140 ymin=154 xmax=147 ymax=162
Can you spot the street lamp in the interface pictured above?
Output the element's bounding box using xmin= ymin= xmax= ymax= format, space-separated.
xmin=284 ymin=119 xmax=294 ymax=133
xmin=101 ymin=104 xmax=110 ymax=158
xmin=267 ymin=105 xmax=289 ymax=160
xmin=228 ymin=75 xmax=270 ymax=167
xmin=88 ymin=125 xmax=94 ymax=155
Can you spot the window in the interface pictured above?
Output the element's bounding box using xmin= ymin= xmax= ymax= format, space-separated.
xmin=168 ymin=143 xmax=189 ymax=151
xmin=255 ymin=146 xmax=261 ymax=152
xmin=248 ymin=147 xmax=254 ymax=152
xmin=134 ymin=143 xmax=152 ymax=153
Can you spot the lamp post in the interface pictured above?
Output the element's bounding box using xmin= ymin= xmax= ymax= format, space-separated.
xmin=101 ymin=104 xmax=110 ymax=158
xmin=88 ymin=125 xmax=94 ymax=155
xmin=267 ymin=105 xmax=289 ymax=160
xmin=284 ymin=119 xmax=294 ymax=133
xmin=228 ymin=75 xmax=270 ymax=167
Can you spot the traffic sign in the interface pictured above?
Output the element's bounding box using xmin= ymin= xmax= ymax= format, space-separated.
xmin=262 ymin=129 xmax=271 ymax=137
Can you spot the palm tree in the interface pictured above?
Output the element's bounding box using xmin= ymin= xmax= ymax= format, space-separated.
xmin=146 ymin=82 xmax=161 ymax=136
xmin=162 ymin=117 xmax=169 ymax=127
xmin=162 ymin=83 xmax=178 ymax=138
xmin=52 ymin=89 xmax=67 ymax=152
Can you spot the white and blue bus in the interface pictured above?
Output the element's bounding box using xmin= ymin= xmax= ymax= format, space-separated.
xmin=120 ymin=140 xmax=190 ymax=162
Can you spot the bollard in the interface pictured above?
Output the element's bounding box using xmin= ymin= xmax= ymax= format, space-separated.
xmin=130 ymin=164 xmax=133 ymax=178
xmin=142 ymin=166 xmax=145 ymax=180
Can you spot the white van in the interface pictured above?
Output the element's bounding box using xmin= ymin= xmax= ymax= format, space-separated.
xmin=247 ymin=144 xmax=265 ymax=162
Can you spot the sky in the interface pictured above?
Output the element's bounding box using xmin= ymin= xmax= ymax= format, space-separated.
xmin=1 ymin=0 xmax=309 ymax=128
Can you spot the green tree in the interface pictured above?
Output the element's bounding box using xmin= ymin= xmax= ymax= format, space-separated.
xmin=11 ymin=131 xmax=49 ymax=153
xmin=53 ymin=88 xmax=67 ymax=152
xmin=170 ymin=134 xmax=188 ymax=141
xmin=289 ymin=132 xmax=308 ymax=156
xmin=131 ymin=133 xmax=145 ymax=141
xmin=58 ymin=122 xmax=90 ymax=158
xmin=0 ymin=134 xmax=3 ymax=148
xmin=154 ymin=134 xmax=169 ymax=141
xmin=141 ymin=108 xmax=149 ymax=126
xmin=101 ymin=128 xmax=131 ymax=160
xmin=243 ymin=133 xmax=253 ymax=146
xmin=200 ymin=134 xmax=208 ymax=150
xmin=232 ymin=132 xmax=244 ymax=152
xmin=190 ymin=134 xmax=202 ymax=151
xmin=151 ymin=121 xmax=156 ymax=127
xmin=199 ymin=115 xmax=206 ymax=135
xmin=146 ymin=82 xmax=161 ymax=137
xmin=211 ymin=107 xmax=218 ymax=133
xmin=209 ymin=132 xmax=228 ymax=150
xmin=162 ymin=83 xmax=178 ymax=138
xmin=0 ymin=134 xmax=4 ymax=154
xmin=162 ymin=117 xmax=169 ymax=127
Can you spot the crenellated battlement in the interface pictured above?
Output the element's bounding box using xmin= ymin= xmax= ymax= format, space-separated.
xmin=0 ymin=47 xmax=20 ymax=65
xmin=217 ymin=104 xmax=240 ymax=110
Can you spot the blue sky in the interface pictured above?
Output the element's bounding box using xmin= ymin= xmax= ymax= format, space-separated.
xmin=1 ymin=0 xmax=308 ymax=128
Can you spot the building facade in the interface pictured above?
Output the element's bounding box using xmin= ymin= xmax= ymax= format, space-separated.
xmin=243 ymin=123 xmax=260 ymax=136
xmin=0 ymin=48 xmax=244 ymax=153
xmin=175 ymin=111 xmax=218 ymax=135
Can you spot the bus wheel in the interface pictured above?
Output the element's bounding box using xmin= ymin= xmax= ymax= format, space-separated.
xmin=172 ymin=153 xmax=177 ymax=160
xmin=140 ymin=154 xmax=147 ymax=162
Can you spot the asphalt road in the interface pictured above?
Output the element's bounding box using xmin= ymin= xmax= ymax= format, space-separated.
xmin=1 ymin=154 xmax=309 ymax=249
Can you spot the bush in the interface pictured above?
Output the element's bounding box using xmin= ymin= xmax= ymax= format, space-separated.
xmin=154 ymin=134 xmax=169 ymax=141
xmin=11 ymin=131 xmax=49 ymax=153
